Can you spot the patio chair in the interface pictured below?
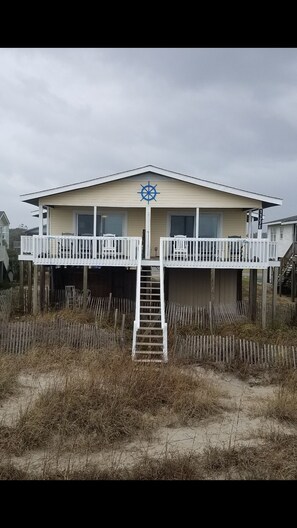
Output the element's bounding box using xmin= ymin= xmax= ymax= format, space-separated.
xmin=172 ymin=235 xmax=187 ymax=260
xmin=102 ymin=234 xmax=116 ymax=258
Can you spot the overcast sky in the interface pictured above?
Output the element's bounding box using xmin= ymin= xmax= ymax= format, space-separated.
xmin=1 ymin=48 xmax=296 ymax=229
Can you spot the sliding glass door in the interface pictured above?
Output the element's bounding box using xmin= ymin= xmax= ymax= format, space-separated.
xmin=77 ymin=213 xmax=123 ymax=236
xmin=170 ymin=215 xmax=194 ymax=237
xmin=199 ymin=213 xmax=220 ymax=238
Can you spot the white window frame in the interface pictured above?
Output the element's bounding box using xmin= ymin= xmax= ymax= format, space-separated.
xmin=73 ymin=208 xmax=127 ymax=236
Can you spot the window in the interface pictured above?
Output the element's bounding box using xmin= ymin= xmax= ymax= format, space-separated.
xmin=170 ymin=215 xmax=194 ymax=237
xmin=77 ymin=213 xmax=123 ymax=236
xmin=270 ymin=227 xmax=276 ymax=242
xmin=280 ymin=226 xmax=284 ymax=240
xmin=199 ymin=213 xmax=220 ymax=238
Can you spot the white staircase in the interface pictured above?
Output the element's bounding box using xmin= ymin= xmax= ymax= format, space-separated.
xmin=132 ymin=265 xmax=167 ymax=363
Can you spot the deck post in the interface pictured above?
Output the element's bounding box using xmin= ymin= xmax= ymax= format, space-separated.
xmin=272 ymin=266 xmax=278 ymax=324
xmin=33 ymin=264 xmax=39 ymax=315
xmin=291 ymin=259 xmax=296 ymax=303
xmin=19 ymin=260 xmax=24 ymax=313
xmin=249 ymin=269 xmax=257 ymax=322
xmin=210 ymin=268 xmax=216 ymax=304
xmin=40 ymin=266 xmax=45 ymax=312
xmin=261 ymin=268 xmax=267 ymax=329
xmin=83 ymin=265 xmax=88 ymax=311
xmin=27 ymin=261 xmax=32 ymax=314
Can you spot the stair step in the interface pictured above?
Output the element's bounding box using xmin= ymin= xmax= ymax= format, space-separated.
xmin=135 ymin=342 xmax=164 ymax=347
xmin=133 ymin=359 xmax=164 ymax=363
xmin=138 ymin=327 xmax=163 ymax=331
xmin=140 ymin=299 xmax=160 ymax=308
xmin=140 ymin=285 xmax=160 ymax=288
xmin=137 ymin=335 xmax=163 ymax=339
xmin=134 ymin=351 xmax=164 ymax=355
xmin=140 ymin=320 xmax=162 ymax=324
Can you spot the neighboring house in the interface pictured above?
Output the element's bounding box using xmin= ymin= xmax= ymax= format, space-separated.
xmin=266 ymin=215 xmax=297 ymax=295
xmin=0 ymin=211 xmax=10 ymax=282
xmin=18 ymin=165 xmax=282 ymax=361
xmin=266 ymin=215 xmax=297 ymax=259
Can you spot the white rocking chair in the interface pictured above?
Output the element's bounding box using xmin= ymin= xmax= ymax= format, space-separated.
xmin=173 ymin=235 xmax=187 ymax=260
xmin=102 ymin=234 xmax=116 ymax=258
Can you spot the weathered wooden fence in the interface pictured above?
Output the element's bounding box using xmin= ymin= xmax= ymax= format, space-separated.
xmin=165 ymin=300 xmax=250 ymax=328
xmin=0 ymin=319 xmax=123 ymax=355
xmin=173 ymin=334 xmax=297 ymax=368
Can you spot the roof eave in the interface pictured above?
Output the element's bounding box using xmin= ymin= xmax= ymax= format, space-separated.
xmin=20 ymin=165 xmax=283 ymax=207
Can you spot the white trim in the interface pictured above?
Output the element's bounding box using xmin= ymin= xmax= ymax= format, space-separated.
xmin=93 ymin=206 xmax=97 ymax=237
xmin=195 ymin=208 xmax=199 ymax=238
xmin=266 ymin=219 xmax=297 ymax=226
xmin=39 ymin=204 xmax=43 ymax=235
xmin=20 ymin=165 xmax=283 ymax=207
xmin=46 ymin=207 xmax=49 ymax=236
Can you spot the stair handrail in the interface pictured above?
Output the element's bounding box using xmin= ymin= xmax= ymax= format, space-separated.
xmin=281 ymin=242 xmax=297 ymax=275
xmin=160 ymin=238 xmax=168 ymax=362
xmin=132 ymin=238 xmax=142 ymax=359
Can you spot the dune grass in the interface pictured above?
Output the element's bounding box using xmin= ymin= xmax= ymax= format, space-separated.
xmin=0 ymin=354 xmax=225 ymax=455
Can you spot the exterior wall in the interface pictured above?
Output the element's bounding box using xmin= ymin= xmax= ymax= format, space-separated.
xmin=220 ymin=209 xmax=247 ymax=237
xmin=127 ymin=209 xmax=145 ymax=237
xmin=40 ymin=173 xmax=262 ymax=210
xmin=0 ymin=218 xmax=9 ymax=247
xmin=167 ymin=268 xmax=238 ymax=306
xmin=49 ymin=206 xmax=145 ymax=237
xmin=50 ymin=207 xmax=74 ymax=235
xmin=268 ymin=224 xmax=293 ymax=258
xmin=49 ymin=204 xmax=247 ymax=251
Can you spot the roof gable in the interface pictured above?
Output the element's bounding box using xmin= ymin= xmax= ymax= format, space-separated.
xmin=0 ymin=211 xmax=9 ymax=225
xmin=20 ymin=164 xmax=282 ymax=208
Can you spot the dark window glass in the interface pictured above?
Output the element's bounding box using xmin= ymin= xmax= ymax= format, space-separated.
xmin=170 ymin=216 xmax=194 ymax=237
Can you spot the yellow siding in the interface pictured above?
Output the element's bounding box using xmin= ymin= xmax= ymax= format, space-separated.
xmin=48 ymin=205 xmax=247 ymax=240
xmin=40 ymin=174 xmax=262 ymax=209
xmin=151 ymin=209 xmax=168 ymax=255
xmin=50 ymin=207 xmax=74 ymax=235
xmin=222 ymin=209 xmax=246 ymax=237
xmin=168 ymin=269 xmax=238 ymax=306
xmin=127 ymin=209 xmax=145 ymax=237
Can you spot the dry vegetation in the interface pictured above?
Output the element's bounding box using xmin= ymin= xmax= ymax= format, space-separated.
xmin=0 ymin=355 xmax=20 ymax=402
xmin=0 ymin=350 xmax=225 ymax=456
xmin=2 ymin=299 xmax=297 ymax=479
xmin=1 ymin=432 xmax=297 ymax=479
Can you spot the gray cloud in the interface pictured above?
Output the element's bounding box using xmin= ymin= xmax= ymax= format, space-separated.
xmin=0 ymin=48 xmax=296 ymax=228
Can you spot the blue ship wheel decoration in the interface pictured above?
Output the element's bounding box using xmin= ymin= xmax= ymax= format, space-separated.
xmin=138 ymin=181 xmax=160 ymax=202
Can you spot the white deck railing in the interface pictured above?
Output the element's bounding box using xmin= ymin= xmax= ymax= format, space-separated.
xmin=159 ymin=238 xmax=168 ymax=362
xmin=132 ymin=241 xmax=142 ymax=360
xmin=20 ymin=235 xmax=142 ymax=266
xmin=161 ymin=237 xmax=278 ymax=268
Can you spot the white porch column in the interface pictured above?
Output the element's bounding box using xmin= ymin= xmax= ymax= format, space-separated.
xmin=39 ymin=204 xmax=43 ymax=235
xmin=145 ymin=205 xmax=151 ymax=259
xmin=195 ymin=208 xmax=199 ymax=238
xmin=93 ymin=206 xmax=97 ymax=236
xmin=257 ymin=208 xmax=263 ymax=239
xmin=248 ymin=209 xmax=252 ymax=238
xmin=46 ymin=207 xmax=49 ymax=235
